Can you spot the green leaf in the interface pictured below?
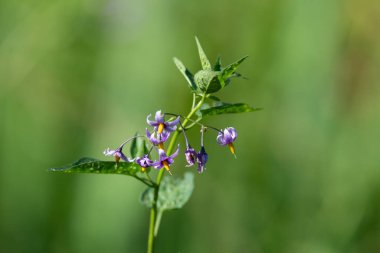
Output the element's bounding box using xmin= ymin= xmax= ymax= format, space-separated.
xmin=214 ymin=56 xmax=222 ymax=71
xmin=173 ymin=57 xmax=197 ymax=91
xmin=130 ymin=134 xmax=149 ymax=158
xmin=200 ymin=103 xmax=262 ymax=117
xmin=142 ymin=139 xmax=150 ymax=156
xmin=130 ymin=134 xmax=138 ymax=158
xmin=48 ymin=157 xmax=140 ymax=176
xmin=195 ymin=37 xmax=212 ymax=70
xmin=208 ymin=95 xmax=221 ymax=101
xmin=141 ymin=172 xmax=194 ymax=211
xmin=194 ymin=70 xmax=224 ymax=94
xmin=222 ymin=56 xmax=248 ymax=80
xmin=195 ymin=102 xmax=211 ymax=117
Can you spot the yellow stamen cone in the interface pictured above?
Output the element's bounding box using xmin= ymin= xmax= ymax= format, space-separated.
xmin=163 ymin=161 xmax=172 ymax=175
xmin=141 ymin=167 xmax=146 ymax=173
xmin=115 ymin=156 xmax=120 ymax=163
xmin=158 ymin=123 xmax=164 ymax=134
xmin=158 ymin=142 xmax=164 ymax=150
xmin=228 ymin=143 xmax=237 ymax=158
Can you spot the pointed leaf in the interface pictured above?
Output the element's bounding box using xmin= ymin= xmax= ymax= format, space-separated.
xmin=200 ymin=103 xmax=262 ymax=117
xmin=195 ymin=37 xmax=212 ymax=70
xmin=142 ymin=139 xmax=150 ymax=156
xmin=130 ymin=134 xmax=149 ymax=158
xmin=173 ymin=57 xmax=197 ymax=91
xmin=141 ymin=172 xmax=194 ymax=211
xmin=49 ymin=157 xmax=140 ymax=176
xmin=222 ymin=56 xmax=248 ymax=80
xmin=130 ymin=134 xmax=138 ymax=158
xmin=214 ymin=56 xmax=222 ymax=71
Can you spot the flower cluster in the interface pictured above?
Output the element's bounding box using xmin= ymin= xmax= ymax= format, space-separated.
xmin=103 ymin=110 xmax=238 ymax=175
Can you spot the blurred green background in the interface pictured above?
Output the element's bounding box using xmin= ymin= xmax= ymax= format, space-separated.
xmin=1 ymin=0 xmax=380 ymax=252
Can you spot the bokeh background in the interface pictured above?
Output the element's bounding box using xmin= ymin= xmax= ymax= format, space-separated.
xmin=1 ymin=0 xmax=380 ymax=252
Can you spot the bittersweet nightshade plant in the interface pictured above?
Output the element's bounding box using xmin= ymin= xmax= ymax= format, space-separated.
xmin=49 ymin=37 xmax=261 ymax=253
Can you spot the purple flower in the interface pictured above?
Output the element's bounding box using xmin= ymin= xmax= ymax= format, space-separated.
xmin=135 ymin=155 xmax=154 ymax=173
xmin=146 ymin=128 xmax=170 ymax=148
xmin=180 ymin=120 xmax=197 ymax=167
xmin=196 ymin=146 xmax=208 ymax=174
xmin=216 ymin=127 xmax=237 ymax=156
xmin=146 ymin=110 xmax=180 ymax=134
xmin=152 ymin=146 xmax=180 ymax=175
xmin=103 ymin=143 xmax=131 ymax=163
xmin=185 ymin=146 xmax=197 ymax=167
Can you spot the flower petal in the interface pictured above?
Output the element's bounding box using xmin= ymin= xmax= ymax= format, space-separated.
xmin=147 ymin=114 xmax=159 ymax=127
xmin=152 ymin=159 xmax=163 ymax=169
xmin=164 ymin=125 xmax=177 ymax=132
xmin=216 ymin=132 xmax=227 ymax=145
xmin=154 ymin=110 xmax=164 ymax=123
xmin=119 ymin=151 xmax=131 ymax=162
xmin=165 ymin=116 xmax=180 ymax=128
xmin=169 ymin=144 xmax=180 ymax=160
xmin=103 ymin=148 xmax=116 ymax=156
xmin=158 ymin=149 xmax=168 ymax=161
xmin=227 ymin=127 xmax=237 ymax=140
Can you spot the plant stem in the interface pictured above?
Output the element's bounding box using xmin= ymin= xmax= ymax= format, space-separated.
xmin=146 ymin=95 xmax=206 ymax=253
xmin=154 ymin=210 xmax=163 ymax=236
xmin=147 ymin=200 xmax=156 ymax=253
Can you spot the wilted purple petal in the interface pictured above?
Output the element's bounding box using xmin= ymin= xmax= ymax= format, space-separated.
xmin=196 ymin=146 xmax=208 ymax=173
xmin=185 ymin=146 xmax=197 ymax=167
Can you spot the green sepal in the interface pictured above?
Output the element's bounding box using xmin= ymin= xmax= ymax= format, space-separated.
xmin=194 ymin=70 xmax=224 ymax=94
xmin=173 ymin=57 xmax=197 ymax=92
xmin=48 ymin=157 xmax=140 ymax=176
xmin=195 ymin=37 xmax=212 ymax=70
xmin=140 ymin=172 xmax=194 ymax=211
xmin=200 ymin=103 xmax=262 ymax=117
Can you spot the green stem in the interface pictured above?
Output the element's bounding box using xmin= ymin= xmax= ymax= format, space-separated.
xmin=146 ymin=95 xmax=206 ymax=253
xmin=191 ymin=93 xmax=196 ymax=109
xmin=147 ymin=198 xmax=156 ymax=253
xmin=134 ymin=175 xmax=154 ymax=187
xmin=154 ymin=210 xmax=163 ymax=236
xmin=157 ymin=95 xmax=206 ymax=184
